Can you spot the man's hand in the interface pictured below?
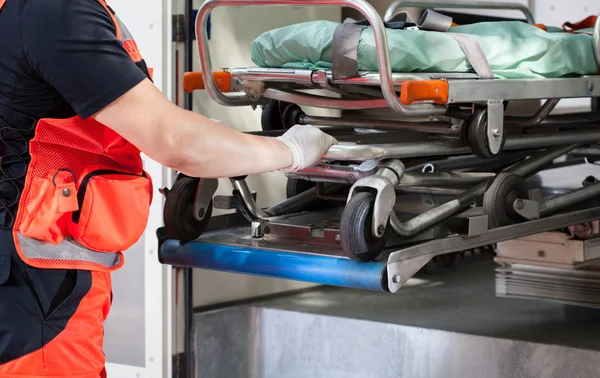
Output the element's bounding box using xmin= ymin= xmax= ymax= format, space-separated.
xmin=276 ymin=125 xmax=338 ymax=172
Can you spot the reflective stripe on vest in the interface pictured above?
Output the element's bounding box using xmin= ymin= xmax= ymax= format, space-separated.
xmin=8 ymin=0 xmax=154 ymax=272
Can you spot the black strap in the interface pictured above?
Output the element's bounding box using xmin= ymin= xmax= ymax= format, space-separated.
xmin=331 ymin=19 xmax=417 ymax=80
xmin=331 ymin=22 xmax=365 ymax=80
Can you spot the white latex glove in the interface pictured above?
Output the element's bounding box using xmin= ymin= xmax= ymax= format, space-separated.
xmin=276 ymin=124 xmax=338 ymax=172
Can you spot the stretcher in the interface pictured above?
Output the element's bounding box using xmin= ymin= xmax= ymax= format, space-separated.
xmin=157 ymin=0 xmax=600 ymax=293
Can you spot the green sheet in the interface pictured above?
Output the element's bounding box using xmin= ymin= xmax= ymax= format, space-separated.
xmin=250 ymin=20 xmax=598 ymax=79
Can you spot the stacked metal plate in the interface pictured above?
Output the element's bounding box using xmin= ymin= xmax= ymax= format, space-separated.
xmin=495 ymin=232 xmax=600 ymax=308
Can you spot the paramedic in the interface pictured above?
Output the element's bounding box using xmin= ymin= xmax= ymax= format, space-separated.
xmin=0 ymin=0 xmax=336 ymax=376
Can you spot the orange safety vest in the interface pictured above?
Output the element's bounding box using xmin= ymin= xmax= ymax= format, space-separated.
xmin=6 ymin=0 xmax=154 ymax=272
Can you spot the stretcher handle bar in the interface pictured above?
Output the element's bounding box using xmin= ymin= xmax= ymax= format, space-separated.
xmin=383 ymin=0 xmax=535 ymax=24
xmin=594 ymin=14 xmax=600 ymax=68
xmin=195 ymin=0 xmax=445 ymax=116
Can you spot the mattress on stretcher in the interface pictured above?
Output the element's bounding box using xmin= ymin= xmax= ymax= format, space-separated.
xmin=250 ymin=20 xmax=597 ymax=79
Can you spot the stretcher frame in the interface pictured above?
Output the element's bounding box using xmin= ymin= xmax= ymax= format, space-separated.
xmin=158 ymin=0 xmax=600 ymax=293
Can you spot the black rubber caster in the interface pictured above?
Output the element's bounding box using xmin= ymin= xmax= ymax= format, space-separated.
xmin=163 ymin=176 xmax=213 ymax=242
xmin=339 ymin=192 xmax=390 ymax=262
xmin=483 ymin=172 xmax=529 ymax=229
xmin=260 ymin=100 xmax=303 ymax=131
xmin=465 ymin=109 xmax=506 ymax=159
xmin=280 ymin=103 xmax=303 ymax=128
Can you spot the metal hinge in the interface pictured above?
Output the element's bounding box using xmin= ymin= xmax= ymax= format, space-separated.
xmin=172 ymin=14 xmax=185 ymax=42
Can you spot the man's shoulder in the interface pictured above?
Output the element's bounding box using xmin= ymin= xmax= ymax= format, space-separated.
xmin=22 ymin=0 xmax=112 ymax=24
xmin=21 ymin=0 xmax=117 ymax=39
xmin=24 ymin=0 xmax=103 ymax=10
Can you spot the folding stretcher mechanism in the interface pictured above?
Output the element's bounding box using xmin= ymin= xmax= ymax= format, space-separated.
xmin=159 ymin=0 xmax=600 ymax=293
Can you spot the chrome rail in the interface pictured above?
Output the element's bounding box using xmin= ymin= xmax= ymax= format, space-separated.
xmin=195 ymin=0 xmax=447 ymax=116
xmin=383 ymin=0 xmax=535 ymax=24
xmin=323 ymin=129 xmax=600 ymax=161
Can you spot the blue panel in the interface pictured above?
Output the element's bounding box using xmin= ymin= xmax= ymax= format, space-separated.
xmin=159 ymin=239 xmax=388 ymax=292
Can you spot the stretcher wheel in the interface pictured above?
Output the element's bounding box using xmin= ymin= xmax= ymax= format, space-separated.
xmin=280 ymin=103 xmax=303 ymax=127
xmin=261 ymin=100 xmax=303 ymax=131
xmin=466 ymin=109 xmax=505 ymax=159
xmin=163 ymin=176 xmax=212 ymax=242
xmin=483 ymin=173 xmax=528 ymax=229
xmin=339 ymin=192 xmax=390 ymax=262
xmin=261 ymin=100 xmax=285 ymax=131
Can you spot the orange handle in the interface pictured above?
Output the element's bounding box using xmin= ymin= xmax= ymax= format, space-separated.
xmin=400 ymin=80 xmax=449 ymax=105
xmin=182 ymin=71 xmax=232 ymax=94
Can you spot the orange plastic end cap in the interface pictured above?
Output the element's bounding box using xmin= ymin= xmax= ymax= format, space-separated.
xmin=182 ymin=71 xmax=232 ymax=93
xmin=399 ymin=80 xmax=449 ymax=105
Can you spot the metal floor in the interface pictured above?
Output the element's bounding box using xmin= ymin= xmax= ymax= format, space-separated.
xmin=193 ymin=257 xmax=600 ymax=378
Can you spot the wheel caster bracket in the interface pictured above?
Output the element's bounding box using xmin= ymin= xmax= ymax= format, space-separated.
xmin=193 ymin=178 xmax=219 ymax=221
xmin=387 ymin=254 xmax=432 ymax=292
xmin=348 ymin=160 xmax=405 ymax=238
xmin=513 ymin=198 xmax=541 ymax=220
xmin=486 ymin=99 xmax=504 ymax=155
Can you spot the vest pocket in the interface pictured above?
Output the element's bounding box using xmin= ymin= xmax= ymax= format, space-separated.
xmin=19 ymin=176 xmax=79 ymax=244
xmin=67 ymin=169 xmax=152 ymax=252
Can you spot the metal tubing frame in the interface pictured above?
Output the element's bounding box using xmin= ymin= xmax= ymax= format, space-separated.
xmin=300 ymin=114 xmax=460 ymax=134
xmin=383 ymin=0 xmax=536 ymax=24
xmin=386 ymin=204 xmax=600 ymax=291
xmin=194 ymin=1 xmax=599 ymax=112
xmin=262 ymin=88 xmax=394 ymax=111
xmin=233 ymin=68 xmax=478 ymax=85
xmin=223 ymin=68 xmax=600 ymax=106
xmin=264 ymin=183 xmax=346 ymax=216
xmin=446 ymin=76 xmax=600 ymax=103
xmin=323 ymin=129 xmax=600 ymax=162
xmin=231 ymin=178 xmax=270 ymax=219
xmin=595 ymin=15 xmax=600 ymax=68
xmin=540 ymin=182 xmax=600 ymax=216
xmin=407 ymin=150 xmax=531 ymax=173
xmin=195 ymin=0 xmax=446 ymax=115
xmin=511 ymin=99 xmax=560 ymax=127
xmin=385 ymin=144 xmax=576 ymax=238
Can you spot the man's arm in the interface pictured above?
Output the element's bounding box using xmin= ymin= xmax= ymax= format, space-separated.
xmin=92 ymin=79 xmax=335 ymax=178
xmin=23 ymin=0 xmax=335 ymax=178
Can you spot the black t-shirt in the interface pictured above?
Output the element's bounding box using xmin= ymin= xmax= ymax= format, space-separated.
xmin=0 ymin=0 xmax=148 ymax=226
xmin=0 ymin=0 xmax=147 ymax=120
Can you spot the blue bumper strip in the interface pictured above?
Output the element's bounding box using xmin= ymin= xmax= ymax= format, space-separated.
xmin=159 ymin=239 xmax=388 ymax=292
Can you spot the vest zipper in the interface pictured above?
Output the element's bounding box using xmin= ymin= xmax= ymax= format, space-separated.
xmin=71 ymin=169 xmax=147 ymax=223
